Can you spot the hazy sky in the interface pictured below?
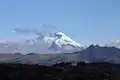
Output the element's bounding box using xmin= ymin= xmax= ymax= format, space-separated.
xmin=0 ymin=0 xmax=120 ymax=44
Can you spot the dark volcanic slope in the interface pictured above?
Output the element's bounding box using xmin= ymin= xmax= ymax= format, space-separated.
xmin=77 ymin=45 xmax=120 ymax=63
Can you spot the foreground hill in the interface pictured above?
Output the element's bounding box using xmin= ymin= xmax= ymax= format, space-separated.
xmin=0 ymin=62 xmax=120 ymax=80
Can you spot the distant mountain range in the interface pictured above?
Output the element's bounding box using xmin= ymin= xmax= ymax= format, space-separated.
xmin=0 ymin=29 xmax=120 ymax=64
xmin=0 ymin=30 xmax=120 ymax=55
xmin=0 ymin=45 xmax=120 ymax=65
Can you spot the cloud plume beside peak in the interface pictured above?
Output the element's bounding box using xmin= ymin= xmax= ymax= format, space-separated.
xmin=13 ymin=24 xmax=60 ymax=38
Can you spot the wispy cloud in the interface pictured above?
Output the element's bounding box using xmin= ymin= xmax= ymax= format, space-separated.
xmin=13 ymin=24 xmax=59 ymax=37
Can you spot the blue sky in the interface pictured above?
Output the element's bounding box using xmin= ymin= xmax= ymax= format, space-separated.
xmin=0 ymin=0 xmax=120 ymax=44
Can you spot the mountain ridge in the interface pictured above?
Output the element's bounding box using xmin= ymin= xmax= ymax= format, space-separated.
xmin=0 ymin=32 xmax=83 ymax=54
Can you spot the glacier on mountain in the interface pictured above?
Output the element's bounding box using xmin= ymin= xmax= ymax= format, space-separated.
xmin=49 ymin=32 xmax=82 ymax=53
xmin=0 ymin=31 xmax=83 ymax=54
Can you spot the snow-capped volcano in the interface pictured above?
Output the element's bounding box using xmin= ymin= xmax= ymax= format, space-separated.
xmin=0 ymin=31 xmax=82 ymax=54
xmin=49 ymin=32 xmax=82 ymax=53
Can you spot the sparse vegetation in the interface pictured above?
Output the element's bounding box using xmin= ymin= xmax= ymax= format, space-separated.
xmin=0 ymin=62 xmax=120 ymax=80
